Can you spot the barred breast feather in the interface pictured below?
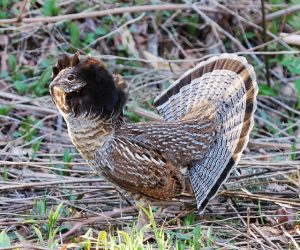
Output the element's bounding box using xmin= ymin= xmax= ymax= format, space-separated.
xmin=154 ymin=54 xmax=257 ymax=212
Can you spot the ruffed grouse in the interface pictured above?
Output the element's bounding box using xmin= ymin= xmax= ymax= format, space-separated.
xmin=49 ymin=52 xmax=257 ymax=220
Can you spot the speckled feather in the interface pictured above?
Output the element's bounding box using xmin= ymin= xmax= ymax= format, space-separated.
xmin=49 ymin=53 xmax=257 ymax=213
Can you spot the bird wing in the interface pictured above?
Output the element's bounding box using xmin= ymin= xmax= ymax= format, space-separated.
xmin=119 ymin=103 xmax=218 ymax=166
xmin=95 ymin=135 xmax=187 ymax=200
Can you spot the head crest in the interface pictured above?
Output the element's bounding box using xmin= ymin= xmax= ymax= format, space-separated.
xmin=52 ymin=51 xmax=80 ymax=80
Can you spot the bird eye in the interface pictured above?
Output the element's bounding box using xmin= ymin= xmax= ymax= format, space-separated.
xmin=67 ymin=74 xmax=75 ymax=81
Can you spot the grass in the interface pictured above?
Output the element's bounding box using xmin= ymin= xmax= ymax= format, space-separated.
xmin=0 ymin=202 xmax=214 ymax=249
xmin=0 ymin=0 xmax=300 ymax=249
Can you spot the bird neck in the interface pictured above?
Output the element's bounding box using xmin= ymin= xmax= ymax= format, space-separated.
xmin=63 ymin=113 xmax=119 ymax=163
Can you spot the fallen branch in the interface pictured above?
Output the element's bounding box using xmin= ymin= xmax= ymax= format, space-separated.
xmin=132 ymin=107 xmax=164 ymax=122
xmin=258 ymin=3 xmax=300 ymax=23
xmin=280 ymin=32 xmax=300 ymax=46
xmin=0 ymin=4 xmax=218 ymax=25
xmin=0 ymin=178 xmax=103 ymax=191
xmin=222 ymin=190 xmax=300 ymax=207
xmin=250 ymin=224 xmax=280 ymax=250
xmin=280 ymin=225 xmax=300 ymax=249
xmin=59 ymin=206 xmax=137 ymax=241
xmin=249 ymin=139 xmax=300 ymax=151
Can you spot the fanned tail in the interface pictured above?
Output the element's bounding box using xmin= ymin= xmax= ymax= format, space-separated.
xmin=154 ymin=54 xmax=257 ymax=212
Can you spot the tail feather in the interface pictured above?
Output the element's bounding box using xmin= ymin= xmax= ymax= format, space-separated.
xmin=154 ymin=54 xmax=257 ymax=212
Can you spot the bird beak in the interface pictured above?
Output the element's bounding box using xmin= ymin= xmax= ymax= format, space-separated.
xmin=49 ymin=81 xmax=63 ymax=102
xmin=53 ymin=85 xmax=65 ymax=102
xmin=49 ymin=82 xmax=69 ymax=114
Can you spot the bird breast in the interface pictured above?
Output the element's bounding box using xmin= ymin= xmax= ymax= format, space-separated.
xmin=64 ymin=115 xmax=113 ymax=163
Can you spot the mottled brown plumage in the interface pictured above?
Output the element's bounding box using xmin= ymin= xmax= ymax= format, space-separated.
xmin=49 ymin=52 xmax=257 ymax=214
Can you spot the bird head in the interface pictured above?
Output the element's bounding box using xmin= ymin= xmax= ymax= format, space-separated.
xmin=49 ymin=52 xmax=126 ymax=119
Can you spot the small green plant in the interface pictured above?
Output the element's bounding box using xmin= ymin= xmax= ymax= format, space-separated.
xmin=0 ymin=230 xmax=11 ymax=248
xmin=96 ymin=231 xmax=108 ymax=249
xmin=0 ymin=105 xmax=13 ymax=115
xmin=80 ymin=228 xmax=93 ymax=250
xmin=258 ymin=83 xmax=277 ymax=97
xmin=280 ymin=55 xmax=300 ymax=107
xmin=296 ymin=210 xmax=300 ymax=225
xmin=176 ymin=13 xmax=199 ymax=37
xmin=2 ymin=166 xmax=8 ymax=181
xmin=70 ymin=22 xmax=81 ymax=49
xmin=291 ymin=142 xmax=297 ymax=161
xmin=285 ymin=0 xmax=300 ymax=30
xmin=124 ymin=110 xmax=144 ymax=123
xmin=30 ymin=68 xmax=52 ymax=96
xmin=183 ymin=213 xmax=196 ymax=226
xmin=53 ymin=148 xmax=73 ymax=176
xmin=14 ymin=115 xmax=41 ymax=142
xmin=295 ymin=78 xmax=300 ymax=108
xmin=7 ymin=54 xmax=16 ymax=71
xmin=33 ymin=197 xmax=47 ymax=218
xmin=31 ymin=140 xmax=41 ymax=160
xmin=141 ymin=206 xmax=171 ymax=250
xmin=168 ymin=213 xmax=204 ymax=249
xmin=43 ymin=0 xmax=59 ymax=16
xmin=63 ymin=149 xmax=72 ymax=167
xmin=6 ymin=54 xmax=27 ymax=95
xmin=87 ymin=227 xmax=147 ymax=249
xmin=32 ymin=202 xmax=64 ymax=249
xmin=281 ymin=55 xmax=300 ymax=75
xmin=193 ymin=225 xmax=201 ymax=250
xmin=0 ymin=0 xmax=8 ymax=18
xmin=258 ymin=200 xmax=265 ymax=225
